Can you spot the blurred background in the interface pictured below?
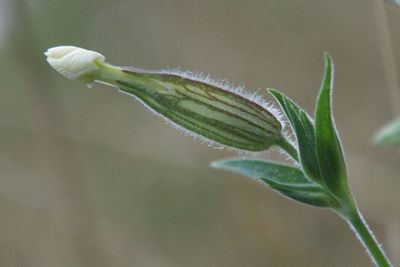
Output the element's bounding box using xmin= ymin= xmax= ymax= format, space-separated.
xmin=1 ymin=0 xmax=399 ymax=266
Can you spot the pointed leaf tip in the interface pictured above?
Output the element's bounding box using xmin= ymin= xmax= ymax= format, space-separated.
xmin=315 ymin=54 xmax=350 ymax=201
xmin=268 ymin=88 xmax=321 ymax=183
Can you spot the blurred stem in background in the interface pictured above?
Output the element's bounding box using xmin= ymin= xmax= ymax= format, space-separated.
xmin=373 ymin=0 xmax=400 ymax=115
xmin=372 ymin=1 xmax=400 ymax=150
xmin=8 ymin=1 xmax=110 ymax=266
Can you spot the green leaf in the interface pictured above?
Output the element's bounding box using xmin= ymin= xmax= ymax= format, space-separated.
xmin=269 ymin=89 xmax=321 ymax=183
xmin=260 ymin=178 xmax=333 ymax=207
xmin=373 ymin=118 xmax=400 ymax=146
xmin=211 ymin=158 xmax=335 ymax=207
xmin=211 ymin=158 xmax=310 ymax=184
xmin=315 ymin=54 xmax=349 ymax=200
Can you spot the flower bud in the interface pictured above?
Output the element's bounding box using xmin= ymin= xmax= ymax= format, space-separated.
xmin=44 ymin=46 xmax=105 ymax=83
xmin=45 ymin=46 xmax=285 ymax=151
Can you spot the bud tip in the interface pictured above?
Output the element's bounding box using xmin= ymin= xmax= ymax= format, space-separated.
xmin=44 ymin=46 xmax=105 ymax=83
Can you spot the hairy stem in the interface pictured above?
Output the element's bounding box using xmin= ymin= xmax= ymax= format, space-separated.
xmin=277 ymin=137 xmax=299 ymax=162
xmin=343 ymin=208 xmax=393 ymax=267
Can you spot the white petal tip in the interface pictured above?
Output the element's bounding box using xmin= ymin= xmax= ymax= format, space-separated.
xmin=44 ymin=46 xmax=105 ymax=82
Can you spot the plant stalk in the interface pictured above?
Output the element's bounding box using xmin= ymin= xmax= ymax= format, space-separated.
xmin=344 ymin=208 xmax=393 ymax=267
xmin=277 ymin=137 xmax=299 ymax=162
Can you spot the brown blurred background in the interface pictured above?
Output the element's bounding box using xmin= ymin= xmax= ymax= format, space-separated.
xmin=0 ymin=0 xmax=399 ymax=266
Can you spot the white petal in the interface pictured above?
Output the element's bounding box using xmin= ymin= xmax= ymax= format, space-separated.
xmin=44 ymin=46 xmax=105 ymax=82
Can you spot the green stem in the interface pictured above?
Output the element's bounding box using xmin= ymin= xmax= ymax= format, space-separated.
xmin=96 ymin=62 xmax=126 ymax=85
xmin=277 ymin=137 xmax=299 ymax=162
xmin=343 ymin=208 xmax=393 ymax=267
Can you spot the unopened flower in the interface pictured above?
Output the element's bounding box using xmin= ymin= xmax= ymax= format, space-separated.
xmin=45 ymin=46 xmax=288 ymax=152
xmin=45 ymin=46 xmax=105 ymax=83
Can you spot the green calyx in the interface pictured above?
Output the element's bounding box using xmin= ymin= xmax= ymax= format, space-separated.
xmin=97 ymin=63 xmax=284 ymax=151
